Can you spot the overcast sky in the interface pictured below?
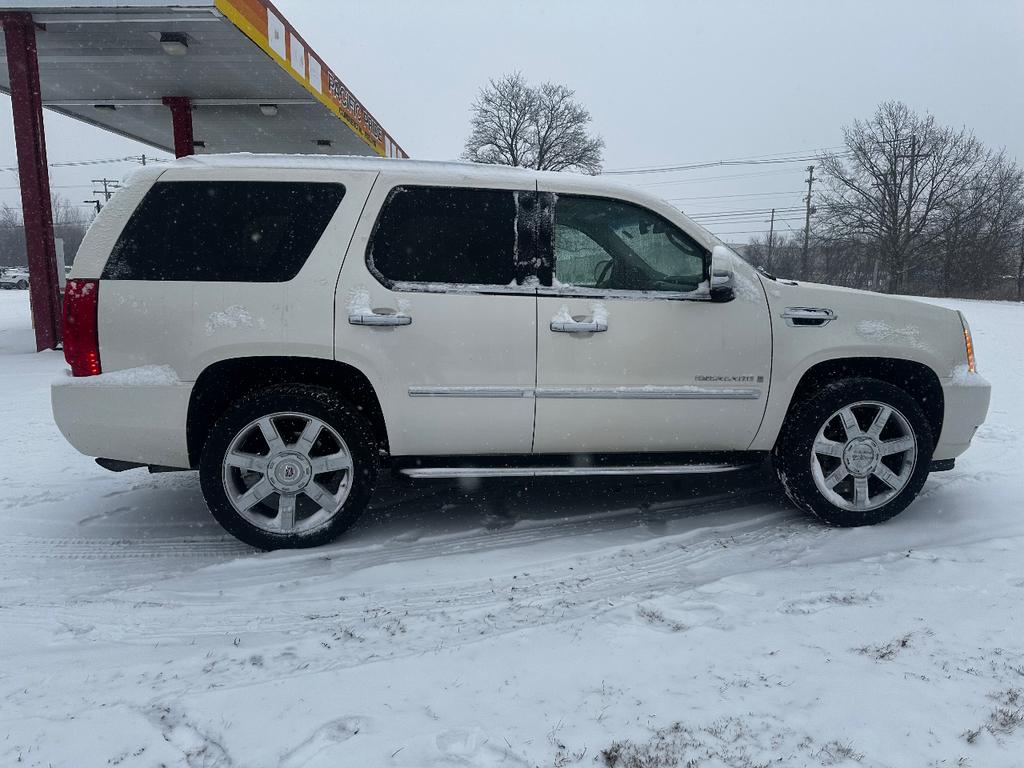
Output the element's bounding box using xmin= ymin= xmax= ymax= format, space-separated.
xmin=2 ymin=0 xmax=1022 ymax=241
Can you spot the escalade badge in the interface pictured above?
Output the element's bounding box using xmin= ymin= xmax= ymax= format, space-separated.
xmin=695 ymin=375 xmax=765 ymax=383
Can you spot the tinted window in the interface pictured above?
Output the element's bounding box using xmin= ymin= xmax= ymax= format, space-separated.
xmin=368 ymin=186 xmax=518 ymax=286
xmin=103 ymin=181 xmax=345 ymax=281
xmin=553 ymin=196 xmax=708 ymax=292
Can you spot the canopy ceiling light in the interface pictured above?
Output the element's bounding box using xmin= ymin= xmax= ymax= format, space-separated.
xmin=159 ymin=32 xmax=189 ymax=56
xmin=259 ymin=103 xmax=278 ymax=117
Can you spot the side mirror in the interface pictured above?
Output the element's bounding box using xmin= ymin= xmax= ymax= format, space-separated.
xmin=709 ymin=259 xmax=735 ymax=303
xmin=709 ymin=244 xmax=739 ymax=303
xmin=709 ymin=284 xmax=735 ymax=303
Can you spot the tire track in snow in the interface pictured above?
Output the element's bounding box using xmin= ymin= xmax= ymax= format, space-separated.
xmin=24 ymin=497 xmax=812 ymax=651
xmin=126 ymin=505 xmax=834 ymax=698
xmin=0 ymin=487 xmax=799 ymax=675
xmin=0 ymin=535 xmax=252 ymax=560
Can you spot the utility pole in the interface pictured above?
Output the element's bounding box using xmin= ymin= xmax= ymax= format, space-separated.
xmin=802 ymin=165 xmax=815 ymax=278
xmin=904 ymin=135 xmax=917 ymax=243
xmin=893 ymin=135 xmax=930 ymax=294
xmin=91 ymin=178 xmax=121 ymax=202
xmin=767 ymin=208 xmax=776 ymax=270
xmin=83 ymin=199 xmax=102 ymax=214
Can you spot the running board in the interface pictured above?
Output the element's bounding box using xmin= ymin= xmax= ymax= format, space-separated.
xmin=399 ymin=463 xmax=750 ymax=479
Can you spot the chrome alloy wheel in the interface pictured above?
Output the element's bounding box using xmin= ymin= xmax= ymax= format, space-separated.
xmin=221 ymin=412 xmax=354 ymax=534
xmin=810 ymin=400 xmax=918 ymax=512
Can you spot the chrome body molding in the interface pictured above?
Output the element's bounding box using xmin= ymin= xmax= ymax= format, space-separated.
xmin=534 ymin=386 xmax=760 ymax=400
xmin=408 ymin=385 xmax=761 ymax=400
xmin=399 ymin=464 xmax=748 ymax=479
xmin=408 ymin=386 xmax=534 ymax=398
xmin=780 ymin=307 xmax=837 ymax=327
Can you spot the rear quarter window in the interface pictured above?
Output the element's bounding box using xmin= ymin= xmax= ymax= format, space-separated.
xmin=102 ymin=181 xmax=345 ymax=281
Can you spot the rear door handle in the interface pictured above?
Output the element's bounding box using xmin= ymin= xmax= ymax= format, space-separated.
xmin=550 ymin=318 xmax=608 ymax=333
xmin=349 ymin=310 xmax=412 ymax=327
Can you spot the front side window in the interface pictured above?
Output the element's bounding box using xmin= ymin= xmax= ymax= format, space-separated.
xmin=368 ymin=186 xmax=522 ymax=287
xmin=552 ymin=195 xmax=708 ymax=293
xmin=103 ymin=181 xmax=345 ymax=281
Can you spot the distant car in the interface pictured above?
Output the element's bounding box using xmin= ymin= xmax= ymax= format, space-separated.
xmin=0 ymin=266 xmax=30 ymax=290
xmin=53 ymin=154 xmax=991 ymax=549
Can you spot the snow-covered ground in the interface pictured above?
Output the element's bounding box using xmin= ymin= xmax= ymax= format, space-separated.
xmin=1 ymin=290 xmax=1022 ymax=768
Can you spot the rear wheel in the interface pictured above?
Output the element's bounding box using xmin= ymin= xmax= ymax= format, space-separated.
xmin=199 ymin=385 xmax=379 ymax=549
xmin=774 ymin=377 xmax=933 ymax=527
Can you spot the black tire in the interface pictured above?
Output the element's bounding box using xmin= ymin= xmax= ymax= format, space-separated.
xmin=199 ymin=385 xmax=379 ymax=549
xmin=773 ymin=377 xmax=934 ymax=527
xmin=16 ymin=279 xmax=28 ymax=290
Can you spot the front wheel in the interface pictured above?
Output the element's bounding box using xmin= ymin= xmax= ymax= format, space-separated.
xmin=774 ymin=377 xmax=934 ymax=527
xmin=199 ymin=385 xmax=379 ymax=549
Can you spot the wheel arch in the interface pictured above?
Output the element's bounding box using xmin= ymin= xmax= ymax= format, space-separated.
xmin=780 ymin=357 xmax=944 ymax=447
xmin=186 ymin=356 xmax=388 ymax=468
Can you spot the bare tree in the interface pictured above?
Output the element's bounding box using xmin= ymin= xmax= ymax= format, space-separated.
xmin=933 ymin=154 xmax=1024 ymax=296
xmin=463 ymin=72 xmax=604 ymax=174
xmin=51 ymin=195 xmax=92 ymax=265
xmin=0 ymin=195 xmax=93 ymax=268
xmin=819 ymin=102 xmax=988 ymax=294
xmin=0 ymin=204 xmax=25 ymax=267
xmin=1017 ymin=229 xmax=1024 ymax=302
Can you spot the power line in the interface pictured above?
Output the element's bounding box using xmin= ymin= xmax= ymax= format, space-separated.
xmin=709 ymin=229 xmax=782 ymax=237
xmin=688 ymin=205 xmax=805 ymax=216
xmin=0 ymin=183 xmax=99 ymax=191
xmin=666 ymin=189 xmax=806 ymax=202
xmin=0 ymin=154 xmax=164 ymax=173
xmin=605 ymin=145 xmax=850 ymax=175
xmin=688 ymin=208 xmax=805 ymax=222
xmin=638 ymin=167 xmax=811 ymax=187
xmin=692 ymin=215 xmax=805 ymax=223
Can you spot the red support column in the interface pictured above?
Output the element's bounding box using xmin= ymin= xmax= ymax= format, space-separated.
xmin=162 ymin=97 xmax=194 ymax=158
xmin=2 ymin=13 xmax=61 ymax=351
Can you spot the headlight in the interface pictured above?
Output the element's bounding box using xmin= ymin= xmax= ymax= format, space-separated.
xmin=958 ymin=311 xmax=977 ymax=374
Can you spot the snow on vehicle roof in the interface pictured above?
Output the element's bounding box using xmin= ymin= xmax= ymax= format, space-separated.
xmin=178 ymin=152 xmax=628 ymax=189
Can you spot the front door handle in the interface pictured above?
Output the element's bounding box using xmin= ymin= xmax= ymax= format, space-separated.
xmin=349 ymin=310 xmax=412 ymax=327
xmin=550 ymin=318 xmax=608 ymax=333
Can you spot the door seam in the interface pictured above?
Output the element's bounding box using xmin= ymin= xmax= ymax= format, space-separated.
xmin=530 ymin=179 xmax=540 ymax=453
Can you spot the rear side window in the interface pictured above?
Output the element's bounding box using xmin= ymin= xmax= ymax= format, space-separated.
xmin=102 ymin=181 xmax=345 ymax=281
xmin=368 ymin=186 xmax=518 ymax=287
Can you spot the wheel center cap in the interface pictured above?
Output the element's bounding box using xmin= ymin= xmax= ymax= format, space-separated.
xmin=267 ymin=451 xmax=312 ymax=493
xmin=843 ymin=437 xmax=880 ymax=477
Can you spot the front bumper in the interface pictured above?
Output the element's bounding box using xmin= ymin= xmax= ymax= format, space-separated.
xmin=51 ymin=372 xmax=193 ymax=469
xmin=933 ymin=372 xmax=991 ymax=461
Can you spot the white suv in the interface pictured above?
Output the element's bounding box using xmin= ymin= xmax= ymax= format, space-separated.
xmin=53 ymin=155 xmax=991 ymax=549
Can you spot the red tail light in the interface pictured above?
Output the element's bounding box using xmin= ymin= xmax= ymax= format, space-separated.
xmin=63 ymin=278 xmax=102 ymax=377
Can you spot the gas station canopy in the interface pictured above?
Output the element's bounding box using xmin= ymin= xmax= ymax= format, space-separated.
xmin=0 ymin=0 xmax=407 ymax=158
xmin=1 ymin=1 xmax=407 ymax=351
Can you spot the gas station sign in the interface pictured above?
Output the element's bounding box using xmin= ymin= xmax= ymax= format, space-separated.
xmin=214 ymin=0 xmax=406 ymax=159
